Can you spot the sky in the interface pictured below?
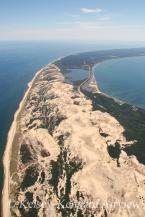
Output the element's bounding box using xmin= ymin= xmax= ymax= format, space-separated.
xmin=0 ymin=0 xmax=145 ymax=41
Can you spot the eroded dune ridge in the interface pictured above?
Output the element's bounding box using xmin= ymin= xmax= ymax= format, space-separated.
xmin=7 ymin=64 xmax=145 ymax=217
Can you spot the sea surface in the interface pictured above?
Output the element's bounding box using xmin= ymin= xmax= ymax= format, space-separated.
xmin=0 ymin=40 xmax=127 ymax=190
xmin=94 ymin=56 xmax=145 ymax=108
xmin=0 ymin=41 xmax=145 ymax=191
xmin=65 ymin=69 xmax=88 ymax=84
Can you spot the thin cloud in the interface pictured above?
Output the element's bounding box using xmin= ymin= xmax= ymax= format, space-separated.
xmin=65 ymin=13 xmax=80 ymax=18
xmin=80 ymin=7 xmax=102 ymax=14
xmin=1 ymin=24 xmax=145 ymax=42
xmin=99 ymin=16 xmax=111 ymax=21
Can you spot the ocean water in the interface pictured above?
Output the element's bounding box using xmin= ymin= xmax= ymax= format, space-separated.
xmin=94 ymin=56 xmax=145 ymax=108
xmin=1 ymin=40 xmax=132 ymax=190
xmin=0 ymin=41 xmax=98 ymax=189
xmin=0 ymin=41 xmax=145 ymax=191
xmin=65 ymin=69 xmax=88 ymax=84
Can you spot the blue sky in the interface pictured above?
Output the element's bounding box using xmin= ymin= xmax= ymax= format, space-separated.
xmin=0 ymin=0 xmax=145 ymax=41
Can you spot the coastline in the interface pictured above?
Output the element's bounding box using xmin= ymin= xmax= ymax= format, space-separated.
xmin=93 ymin=56 xmax=145 ymax=109
xmin=78 ymin=61 xmax=124 ymax=105
xmin=1 ymin=57 xmax=63 ymax=217
xmin=2 ymin=68 xmax=42 ymax=217
xmin=2 ymin=51 xmax=145 ymax=216
xmin=78 ymin=64 xmax=101 ymax=94
xmin=1 ymin=55 xmax=90 ymax=216
xmin=93 ymin=62 xmax=125 ymax=105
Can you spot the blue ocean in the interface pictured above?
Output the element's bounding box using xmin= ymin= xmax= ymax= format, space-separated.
xmin=94 ymin=56 xmax=145 ymax=108
xmin=0 ymin=40 xmax=117 ymax=189
xmin=0 ymin=41 xmax=145 ymax=190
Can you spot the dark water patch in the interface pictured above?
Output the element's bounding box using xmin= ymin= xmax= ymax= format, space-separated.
xmin=65 ymin=68 xmax=88 ymax=85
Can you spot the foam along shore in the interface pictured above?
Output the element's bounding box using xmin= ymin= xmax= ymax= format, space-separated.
xmin=1 ymin=58 xmax=62 ymax=217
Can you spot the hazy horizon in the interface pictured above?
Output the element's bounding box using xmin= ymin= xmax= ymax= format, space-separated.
xmin=0 ymin=0 xmax=145 ymax=41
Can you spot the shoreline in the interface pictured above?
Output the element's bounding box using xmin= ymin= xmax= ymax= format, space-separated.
xmin=93 ymin=62 xmax=125 ymax=104
xmin=2 ymin=52 xmax=145 ymax=216
xmin=74 ymin=58 xmax=144 ymax=111
xmin=1 ymin=57 xmax=63 ymax=217
xmin=77 ymin=62 xmax=145 ymax=115
xmin=78 ymin=64 xmax=101 ymax=94
xmin=2 ymin=68 xmax=42 ymax=217
xmin=91 ymin=59 xmax=145 ymax=109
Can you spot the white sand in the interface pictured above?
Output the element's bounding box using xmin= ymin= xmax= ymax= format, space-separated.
xmin=1 ymin=59 xmax=60 ymax=217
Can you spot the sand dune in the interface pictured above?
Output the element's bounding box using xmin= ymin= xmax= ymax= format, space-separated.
xmin=2 ymin=64 xmax=145 ymax=217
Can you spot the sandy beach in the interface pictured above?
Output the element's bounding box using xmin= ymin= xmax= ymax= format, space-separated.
xmin=0 ymin=59 xmax=124 ymax=217
xmin=1 ymin=59 xmax=94 ymax=216
xmin=78 ymin=64 xmax=100 ymax=94
xmin=2 ymin=54 xmax=145 ymax=217
xmin=1 ymin=58 xmax=62 ymax=217
xmin=1 ymin=69 xmax=42 ymax=217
